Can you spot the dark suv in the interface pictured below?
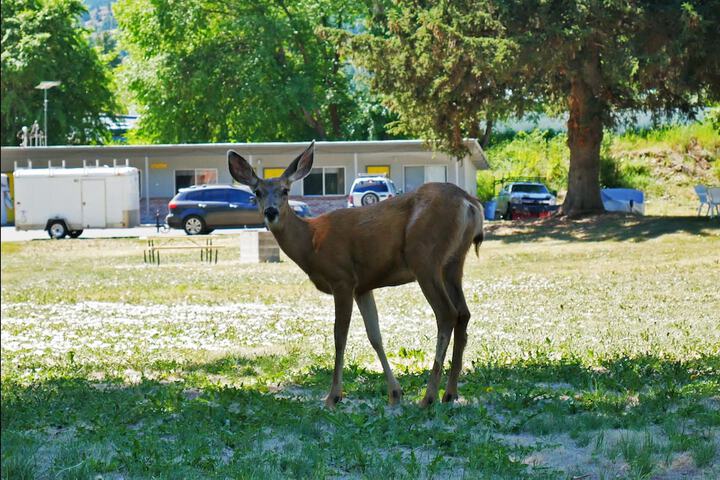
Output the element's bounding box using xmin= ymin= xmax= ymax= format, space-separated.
xmin=166 ymin=185 xmax=311 ymax=235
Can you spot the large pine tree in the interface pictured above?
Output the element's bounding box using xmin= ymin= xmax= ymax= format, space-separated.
xmin=347 ymin=1 xmax=720 ymax=216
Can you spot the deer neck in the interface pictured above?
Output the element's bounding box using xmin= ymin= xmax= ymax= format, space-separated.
xmin=268 ymin=203 xmax=315 ymax=270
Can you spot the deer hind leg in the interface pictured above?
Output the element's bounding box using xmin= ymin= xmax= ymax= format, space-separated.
xmin=415 ymin=269 xmax=458 ymax=407
xmin=355 ymin=291 xmax=403 ymax=405
xmin=326 ymin=288 xmax=353 ymax=408
xmin=442 ymin=259 xmax=471 ymax=403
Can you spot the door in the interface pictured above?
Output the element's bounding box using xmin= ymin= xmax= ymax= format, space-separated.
xmin=404 ymin=166 xmax=425 ymax=192
xmin=226 ymin=189 xmax=262 ymax=226
xmin=199 ymin=189 xmax=230 ymax=228
xmin=82 ymin=180 xmax=106 ymax=228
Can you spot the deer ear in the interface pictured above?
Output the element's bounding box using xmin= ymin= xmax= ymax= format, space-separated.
xmin=282 ymin=141 xmax=315 ymax=183
xmin=227 ymin=150 xmax=259 ymax=188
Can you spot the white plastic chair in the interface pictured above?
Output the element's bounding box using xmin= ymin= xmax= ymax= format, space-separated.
xmin=695 ymin=185 xmax=710 ymax=216
xmin=707 ymin=187 xmax=720 ymax=219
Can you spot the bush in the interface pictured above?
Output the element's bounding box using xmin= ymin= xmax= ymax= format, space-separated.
xmin=476 ymin=171 xmax=496 ymax=202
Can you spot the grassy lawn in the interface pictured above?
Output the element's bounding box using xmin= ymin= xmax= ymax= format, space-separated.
xmin=2 ymin=215 xmax=719 ymax=479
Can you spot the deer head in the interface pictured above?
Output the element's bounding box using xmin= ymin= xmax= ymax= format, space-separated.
xmin=227 ymin=142 xmax=314 ymax=227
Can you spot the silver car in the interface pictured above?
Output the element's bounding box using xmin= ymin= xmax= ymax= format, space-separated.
xmin=347 ymin=175 xmax=398 ymax=207
xmin=496 ymin=182 xmax=556 ymax=220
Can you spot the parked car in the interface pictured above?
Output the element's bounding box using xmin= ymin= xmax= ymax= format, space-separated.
xmin=496 ymin=182 xmax=556 ymax=220
xmin=166 ymin=184 xmax=311 ymax=235
xmin=347 ymin=175 xmax=398 ymax=207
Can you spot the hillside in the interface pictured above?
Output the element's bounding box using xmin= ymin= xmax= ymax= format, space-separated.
xmin=482 ymin=119 xmax=719 ymax=216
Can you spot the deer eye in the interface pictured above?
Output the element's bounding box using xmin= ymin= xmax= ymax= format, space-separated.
xmin=254 ymin=190 xmax=263 ymax=199
xmin=282 ymin=188 xmax=289 ymax=196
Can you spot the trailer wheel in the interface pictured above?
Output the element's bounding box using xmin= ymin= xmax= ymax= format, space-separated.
xmin=69 ymin=230 xmax=83 ymax=238
xmin=184 ymin=215 xmax=206 ymax=235
xmin=48 ymin=221 xmax=68 ymax=239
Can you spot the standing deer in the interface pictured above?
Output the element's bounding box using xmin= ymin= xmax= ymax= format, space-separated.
xmin=228 ymin=142 xmax=483 ymax=407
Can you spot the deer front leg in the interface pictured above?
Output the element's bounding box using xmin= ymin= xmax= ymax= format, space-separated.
xmin=355 ymin=291 xmax=403 ymax=405
xmin=326 ymin=288 xmax=353 ymax=408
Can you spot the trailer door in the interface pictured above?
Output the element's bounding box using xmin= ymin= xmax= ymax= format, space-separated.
xmin=82 ymin=179 xmax=106 ymax=228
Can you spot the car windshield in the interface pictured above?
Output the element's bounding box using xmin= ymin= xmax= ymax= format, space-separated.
xmin=511 ymin=184 xmax=549 ymax=194
xmin=353 ymin=180 xmax=389 ymax=193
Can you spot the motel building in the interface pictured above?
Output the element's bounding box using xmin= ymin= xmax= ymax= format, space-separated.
xmin=0 ymin=140 xmax=489 ymax=224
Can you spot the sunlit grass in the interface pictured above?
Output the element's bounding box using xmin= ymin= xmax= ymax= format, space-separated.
xmin=2 ymin=217 xmax=719 ymax=478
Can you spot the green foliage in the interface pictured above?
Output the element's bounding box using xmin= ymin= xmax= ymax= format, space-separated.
xmin=485 ymin=130 xmax=569 ymax=192
xmin=1 ymin=0 xmax=117 ymax=145
xmin=115 ymin=0 xmax=398 ymax=144
xmin=348 ymin=1 xmax=720 ymax=156
xmin=346 ymin=0 xmax=720 ymax=214
xmin=475 ymin=170 xmax=495 ymax=202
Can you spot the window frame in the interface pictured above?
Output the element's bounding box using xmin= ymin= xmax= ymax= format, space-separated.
xmin=173 ymin=168 xmax=219 ymax=193
xmin=402 ymin=164 xmax=448 ymax=193
xmin=302 ymin=166 xmax=347 ymax=196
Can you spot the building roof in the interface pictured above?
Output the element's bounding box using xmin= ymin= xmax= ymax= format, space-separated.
xmin=1 ymin=139 xmax=489 ymax=170
xmin=13 ymin=166 xmax=138 ymax=178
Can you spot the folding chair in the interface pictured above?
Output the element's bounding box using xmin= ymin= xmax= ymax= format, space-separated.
xmin=707 ymin=187 xmax=720 ymax=220
xmin=694 ymin=185 xmax=710 ymax=216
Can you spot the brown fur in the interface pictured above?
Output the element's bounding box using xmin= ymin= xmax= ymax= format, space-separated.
xmin=228 ymin=146 xmax=484 ymax=407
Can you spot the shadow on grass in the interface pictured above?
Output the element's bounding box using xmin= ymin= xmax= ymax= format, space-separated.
xmin=2 ymin=353 xmax=718 ymax=478
xmin=486 ymin=214 xmax=719 ymax=243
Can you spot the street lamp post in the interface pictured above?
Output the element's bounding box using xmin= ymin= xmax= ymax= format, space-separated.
xmin=35 ymin=81 xmax=61 ymax=146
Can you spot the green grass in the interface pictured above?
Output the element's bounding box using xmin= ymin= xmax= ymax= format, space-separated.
xmin=2 ymin=217 xmax=719 ymax=478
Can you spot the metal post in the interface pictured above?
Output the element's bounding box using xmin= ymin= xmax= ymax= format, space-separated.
xmin=43 ymin=88 xmax=48 ymax=146
xmin=144 ymin=156 xmax=150 ymax=220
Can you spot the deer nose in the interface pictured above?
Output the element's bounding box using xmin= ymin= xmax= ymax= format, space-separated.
xmin=264 ymin=207 xmax=279 ymax=222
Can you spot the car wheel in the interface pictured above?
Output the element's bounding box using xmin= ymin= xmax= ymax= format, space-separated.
xmin=504 ymin=206 xmax=513 ymax=220
xmin=361 ymin=193 xmax=380 ymax=205
xmin=69 ymin=230 xmax=83 ymax=239
xmin=184 ymin=215 xmax=206 ymax=235
xmin=48 ymin=221 xmax=68 ymax=239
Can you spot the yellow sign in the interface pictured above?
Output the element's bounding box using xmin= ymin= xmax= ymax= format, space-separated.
xmin=367 ymin=165 xmax=390 ymax=175
xmin=264 ymin=168 xmax=285 ymax=179
xmin=150 ymin=162 xmax=168 ymax=169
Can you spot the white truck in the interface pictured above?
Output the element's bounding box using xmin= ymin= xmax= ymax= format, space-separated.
xmin=13 ymin=166 xmax=140 ymax=239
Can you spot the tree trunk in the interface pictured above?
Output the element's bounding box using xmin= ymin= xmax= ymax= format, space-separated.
xmin=562 ymin=47 xmax=605 ymax=217
xmin=480 ymin=119 xmax=493 ymax=149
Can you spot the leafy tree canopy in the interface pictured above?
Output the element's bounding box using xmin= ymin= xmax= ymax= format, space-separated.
xmin=1 ymin=0 xmax=117 ymax=145
xmin=346 ymin=0 xmax=720 ymax=215
xmin=115 ymin=0 xmax=398 ymax=144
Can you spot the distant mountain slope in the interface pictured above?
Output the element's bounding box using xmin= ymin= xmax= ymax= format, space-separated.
xmin=83 ymin=0 xmax=117 ymax=37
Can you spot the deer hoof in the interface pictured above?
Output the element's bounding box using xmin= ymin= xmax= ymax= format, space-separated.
xmin=442 ymin=392 xmax=458 ymax=403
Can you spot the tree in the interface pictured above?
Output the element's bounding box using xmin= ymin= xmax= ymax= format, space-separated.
xmin=115 ymin=0 xmax=398 ymax=144
xmin=347 ymin=1 xmax=720 ymax=216
xmin=1 ymin=0 xmax=117 ymax=145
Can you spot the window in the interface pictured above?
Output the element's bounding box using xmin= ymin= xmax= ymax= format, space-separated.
xmin=303 ymin=167 xmax=345 ymax=196
xmin=204 ymin=189 xmax=227 ymax=202
xmin=511 ymin=184 xmax=549 ymax=194
xmin=174 ymin=168 xmax=218 ymax=192
xmin=182 ymin=190 xmax=204 ymax=201
xmin=353 ymin=180 xmax=389 ymax=193
xmin=264 ymin=168 xmax=285 ymax=179
xmin=228 ymin=189 xmax=253 ymax=204
xmin=195 ymin=169 xmax=217 ymax=185
xmin=366 ymin=165 xmax=390 ymax=176
xmin=403 ymin=165 xmax=447 ymax=192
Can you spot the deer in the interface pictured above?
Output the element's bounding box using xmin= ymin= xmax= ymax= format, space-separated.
xmin=228 ymin=142 xmax=484 ymax=408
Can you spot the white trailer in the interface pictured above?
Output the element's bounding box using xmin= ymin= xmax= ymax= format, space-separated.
xmin=13 ymin=166 xmax=140 ymax=238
